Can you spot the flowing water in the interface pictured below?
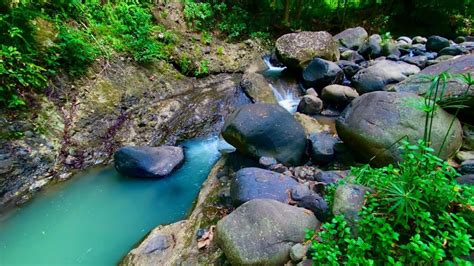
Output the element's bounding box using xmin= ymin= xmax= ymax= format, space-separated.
xmin=0 ymin=137 xmax=221 ymax=265
xmin=262 ymin=55 xmax=301 ymax=113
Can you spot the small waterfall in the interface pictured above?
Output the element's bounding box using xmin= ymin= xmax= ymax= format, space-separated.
xmin=270 ymin=84 xmax=300 ymax=114
xmin=263 ymin=55 xmax=286 ymax=75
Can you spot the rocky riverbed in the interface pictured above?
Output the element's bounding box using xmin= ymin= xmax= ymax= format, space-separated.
xmin=1 ymin=17 xmax=474 ymax=264
xmin=119 ymin=27 xmax=474 ymax=265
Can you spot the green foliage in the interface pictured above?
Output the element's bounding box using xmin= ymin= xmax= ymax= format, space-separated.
xmin=0 ymin=45 xmax=46 ymax=108
xmin=194 ymin=59 xmax=209 ymax=77
xmin=0 ymin=1 xmax=174 ymax=109
xmin=50 ymin=25 xmax=99 ymax=76
xmin=183 ymin=0 xmax=473 ymax=40
xmin=308 ymin=141 xmax=474 ymax=264
xmin=178 ymin=54 xmax=192 ymax=76
xmin=183 ymin=0 xmax=214 ymax=30
xmin=406 ymin=72 xmax=472 ymax=155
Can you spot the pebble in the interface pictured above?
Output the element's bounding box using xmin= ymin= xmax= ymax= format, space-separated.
xmin=290 ymin=243 xmax=307 ymax=262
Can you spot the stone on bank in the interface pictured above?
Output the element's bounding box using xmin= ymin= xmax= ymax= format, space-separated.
xmin=216 ymin=199 xmax=319 ymax=265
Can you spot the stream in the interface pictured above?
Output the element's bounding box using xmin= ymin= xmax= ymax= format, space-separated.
xmin=0 ymin=137 xmax=221 ymax=265
xmin=263 ymin=55 xmax=301 ymax=113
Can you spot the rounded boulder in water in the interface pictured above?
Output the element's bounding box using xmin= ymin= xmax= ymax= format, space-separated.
xmin=114 ymin=146 xmax=184 ymax=178
xmin=222 ymin=104 xmax=307 ymax=165
xmin=336 ymin=91 xmax=463 ymax=166
xmin=426 ymin=35 xmax=450 ymax=52
xmin=302 ymin=58 xmax=344 ymax=89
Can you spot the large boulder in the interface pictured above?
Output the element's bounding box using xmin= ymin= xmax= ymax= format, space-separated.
xmin=334 ymin=26 xmax=368 ymax=50
xmin=302 ymin=58 xmax=344 ymax=89
xmin=358 ymin=34 xmax=382 ymax=59
xmin=240 ymin=72 xmax=278 ymax=104
xmin=275 ymin=31 xmax=340 ymax=70
xmin=352 ymin=60 xmax=420 ymax=94
xmin=114 ymin=146 xmax=184 ymax=178
xmin=230 ymin=167 xmax=301 ymax=205
xmin=426 ymin=36 xmax=450 ymax=52
xmin=222 ymin=104 xmax=307 ymax=165
xmin=216 ymin=199 xmax=319 ymax=265
xmin=336 ymin=91 xmax=463 ymax=166
xmin=394 ymin=54 xmax=474 ymax=120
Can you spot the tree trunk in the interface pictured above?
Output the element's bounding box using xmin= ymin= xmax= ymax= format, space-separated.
xmin=295 ymin=0 xmax=302 ymax=21
xmin=283 ymin=0 xmax=291 ymax=26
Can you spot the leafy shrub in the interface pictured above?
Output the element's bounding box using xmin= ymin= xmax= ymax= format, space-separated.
xmin=194 ymin=59 xmax=209 ymax=77
xmin=183 ymin=0 xmax=213 ymax=30
xmin=111 ymin=3 xmax=168 ymax=63
xmin=0 ymin=1 xmax=174 ymax=109
xmin=0 ymin=45 xmax=46 ymax=108
xmin=49 ymin=25 xmax=99 ymax=76
xmin=307 ymin=141 xmax=474 ymax=264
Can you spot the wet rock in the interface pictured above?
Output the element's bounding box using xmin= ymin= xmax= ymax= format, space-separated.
xmin=291 ymin=185 xmax=313 ymax=200
xmin=358 ymin=34 xmax=382 ymax=59
xmin=337 ymin=60 xmax=362 ymax=78
xmin=302 ymin=58 xmax=344 ymax=89
xmin=382 ymin=40 xmax=401 ymax=57
xmin=340 ymin=50 xmax=365 ymax=63
xmin=222 ymin=104 xmax=307 ymax=165
xmin=438 ymin=46 xmax=467 ymax=56
xmin=297 ymin=95 xmax=323 ymax=115
xmin=315 ymin=170 xmax=346 ymax=184
xmin=114 ymin=146 xmax=184 ymax=178
xmin=334 ymin=27 xmax=368 ymax=50
xmin=216 ymin=199 xmax=319 ymax=265
xmin=464 ymin=124 xmax=474 ymax=150
xmin=230 ymin=167 xmax=301 ymax=205
xmin=455 ymin=36 xmax=466 ymax=44
xmin=426 ymin=36 xmax=450 ymax=52
xmin=240 ymin=72 xmax=278 ymax=104
xmin=275 ymin=31 xmax=340 ymax=70
xmin=426 ymin=55 xmax=453 ymax=65
xmin=397 ymin=36 xmax=412 ymax=45
xmin=294 ymin=113 xmax=329 ymax=135
xmin=305 ymin=88 xmax=318 ymax=96
xmin=457 ymin=174 xmax=474 ymax=185
xmin=321 ymin=85 xmax=359 ymax=106
xmin=217 ymin=139 xmax=236 ymax=154
xmin=269 ymin=163 xmax=289 ymax=173
xmin=394 ymin=54 xmax=474 ymax=120
xmin=290 ymin=243 xmax=307 ymax=262
xmin=309 ymin=132 xmax=338 ymax=164
xmin=333 ymin=184 xmax=370 ymax=225
xmin=259 ymin=156 xmax=278 ymax=168
xmin=401 ymin=54 xmax=428 ymax=68
xmin=296 ymin=194 xmax=330 ymax=222
xmin=413 ymin=36 xmax=427 ymax=44
xmin=456 ymin=151 xmax=474 ymax=162
xmin=460 ymin=41 xmax=474 ymax=51
xmin=352 ymin=60 xmax=420 ymax=94
xmin=336 ymin=91 xmax=463 ymax=166
xmin=460 ymin=160 xmax=474 ymax=175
